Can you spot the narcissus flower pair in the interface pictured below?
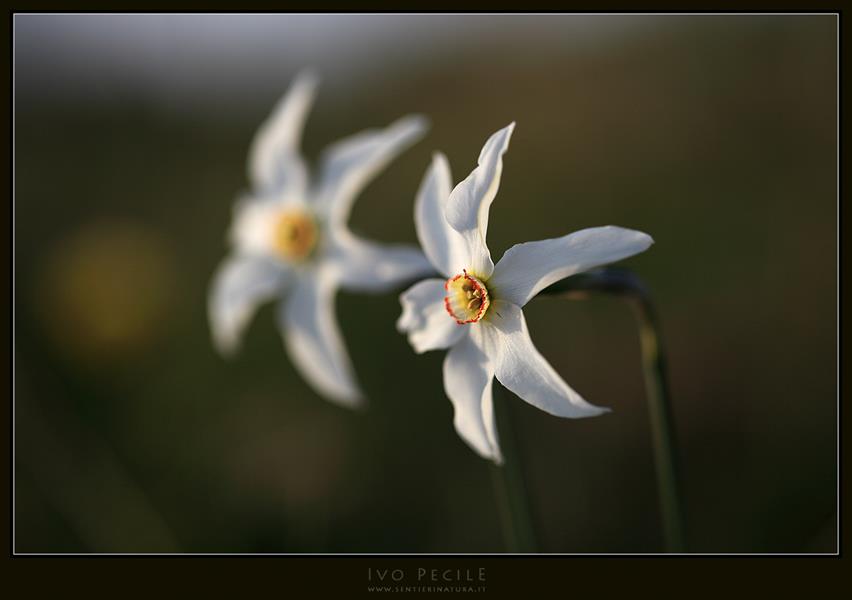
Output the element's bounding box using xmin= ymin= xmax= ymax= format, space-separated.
xmin=209 ymin=75 xmax=653 ymax=463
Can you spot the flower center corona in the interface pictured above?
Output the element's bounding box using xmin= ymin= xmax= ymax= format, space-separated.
xmin=444 ymin=270 xmax=491 ymax=324
xmin=273 ymin=210 xmax=318 ymax=261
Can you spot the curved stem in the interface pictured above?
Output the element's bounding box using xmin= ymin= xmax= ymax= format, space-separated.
xmin=541 ymin=267 xmax=686 ymax=553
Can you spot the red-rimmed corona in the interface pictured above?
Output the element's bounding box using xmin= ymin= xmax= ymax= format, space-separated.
xmin=444 ymin=269 xmax=491 ymax=324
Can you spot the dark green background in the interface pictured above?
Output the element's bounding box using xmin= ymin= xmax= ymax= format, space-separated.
xmin=14 ymin=15 xmax=836 ymax=552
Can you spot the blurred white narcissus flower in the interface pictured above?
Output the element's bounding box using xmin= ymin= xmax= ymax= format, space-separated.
xmin=397 ymin=123 xmax=654 ymax=463
xmin=209 ymin=72 xmax=433 ymax=407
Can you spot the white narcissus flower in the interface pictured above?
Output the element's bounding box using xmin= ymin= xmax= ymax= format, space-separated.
xmin=397 ymin=123 xmax=654 ymax=464
xmin=209 ymin=72 xmax=434 ymax=407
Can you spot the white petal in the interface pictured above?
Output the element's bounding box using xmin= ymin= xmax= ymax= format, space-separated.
xmin=443 ymin=333 xmax=502 ymax=463
xmin=313 ymin=115 xmax=428 ymax=225
xmin=329 ymin=231 xmax=435 ymax=293
xmin=475 ymin=301 xmax=609 ymax=418
xmin=397 ymin=279 xmax=465 ymax=354
xmin=414 ymin=153 xmax=468 ymax=277
xmin=208 ymin=254 xmax=290 ymax=355
xmin=490 ymin=226 xmax=655 ymax=307
xmin=248 ymin=71 xmax=317 ymax=195
xmin=279 ymin=267 xmax=363 ymax=408
xmin=444 ymin=123 xmax=515 ymax=277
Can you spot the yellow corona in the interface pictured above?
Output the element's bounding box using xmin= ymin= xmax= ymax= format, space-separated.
xmin=444 ymin=270 xmax=491 ymax=324
xmin=272 ymin=210 xmax=318 ymax=261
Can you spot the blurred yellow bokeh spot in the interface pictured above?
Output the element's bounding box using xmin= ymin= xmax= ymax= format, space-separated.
xmin=34 ymin=220 xmax=178 ymax=366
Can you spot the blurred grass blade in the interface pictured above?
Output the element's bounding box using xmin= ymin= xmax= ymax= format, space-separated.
xmin=490 ymin=386 xmax=538 ymax=553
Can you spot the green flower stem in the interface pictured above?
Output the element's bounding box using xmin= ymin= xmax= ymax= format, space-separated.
xmin=490 ymin=386 xmax=538 ymax=553
xmin=541 ymin=267 xmax=686 ymax=553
